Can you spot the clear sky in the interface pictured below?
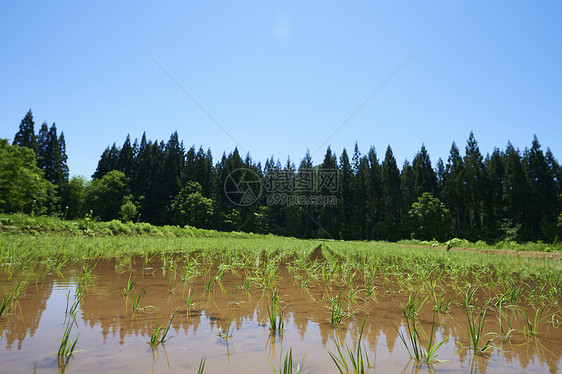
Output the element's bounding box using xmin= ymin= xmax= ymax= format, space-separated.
xmin=1 ymin=1 xmax=561 ymax=178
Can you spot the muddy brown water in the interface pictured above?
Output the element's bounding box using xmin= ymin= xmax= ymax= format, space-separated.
xmin=1 ymin=259 xmax=561 ymax=373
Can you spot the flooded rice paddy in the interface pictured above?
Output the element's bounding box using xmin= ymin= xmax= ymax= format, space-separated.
xmin=1 ymin=251 xmax=561 ymax=373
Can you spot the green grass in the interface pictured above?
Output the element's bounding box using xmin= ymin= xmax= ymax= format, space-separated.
xmin=149 ymin=313 xmax=175 ymax=345
xmin=0 ymin=281 xmax=25 ymax=317
xmin=267 ymin=293 xmax=284 ymax=333
xmin=131 ymin=287 xmax=146 ymax=313
xmin=328 ymin=320 xmax=375 ymax=374
xmin=329 ymin=292 xmax=348 ymax=324
xmin=58 ymin=320 xmax=79 ymax=358
xmin=461 ymin=287 xmax=494 ymax=355
xmin=398 ymin=237 xmax=562 ymax=253
xmin=270 ymin=348 xmax=305 ymax=374
xmin=394 ymin=311 xmax=449 ymax=366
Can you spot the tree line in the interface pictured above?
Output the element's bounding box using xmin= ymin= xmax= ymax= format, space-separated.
xmin=2 ymin=110 xmax=561 ymax=242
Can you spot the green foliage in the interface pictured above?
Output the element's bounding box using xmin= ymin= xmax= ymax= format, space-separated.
xmin=63 ymin=176 xmax=88 ymax=219
xmin=0 ymin=139 xmax=57 ymax=214
xmin=119 ymin=199 xmax=138 ymax=222
xmin=270 ymin=348 xmax=305 ymax=374
xmin=328 ymin=320 xmax=374 ymax=373
xmin=170 ymin=181 xmax=213 ymax=228
xmin=86 ymin=170 xmax=129 ymax=221
xmin=409 ymin=192 xmax=450 ymax=242
xmin=13 ymin=110 xmax=37 ymax=153
xmin=394 ymin=312 xmax=449 ymax=366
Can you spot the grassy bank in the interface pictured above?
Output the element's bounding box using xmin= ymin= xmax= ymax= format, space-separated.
xmin=1 ymin=214 xmax=560 ymax=287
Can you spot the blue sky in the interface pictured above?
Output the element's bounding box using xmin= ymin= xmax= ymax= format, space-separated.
xmin=1 ymin=1 xmax=561 ymax=178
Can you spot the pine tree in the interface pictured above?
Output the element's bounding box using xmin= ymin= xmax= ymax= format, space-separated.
xmin=36 ymin=122 xmax=49 ymax=171
xmin=435 ymin=158 xmax=445 ymax=198
xmin=443 ymin=142 xmax=465 ymax=236
xmin=92 ymin=143 xmax=118 ymax=179
xmin=486 ymin=148 xmax=505 ymax=237
xmin=116 ymin=134 xmax=135 ymax=179
xmin=381 ymin=145 xmax=402 ymax=224
xmin=526 ymin=136 xmax=558 ymax=237
xmin=401 ymin=160 xmax=416 ymax=219
xmin=503 ymin=142 xmax=532 ymax=238
xmin=367 ymin=146 xmax=383 ymax=238
xmin=463 ymin=132 xmax=487 ymax=235
xmin=339 ymin=148 xmax=353 ymax=239
xmin=316 ymin=147 xmax=338 ymax=238
xmin=298 ymin=150 xmax=314 ymax=238
xmin=13 ymin=110 xmax=37 ymax=153
xmin=412 ymin=144 xmax=437 ymax=197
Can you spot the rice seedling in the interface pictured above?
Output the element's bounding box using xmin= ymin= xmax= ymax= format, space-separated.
xmin=490 ymin=302 xmax=515 ymax=342
xmin=400 ymin=292 xmax=428 ymax=317
xmin=328 ymin=320 xmax=375 ymax=373
xmin=393 ymin=311 xmax=449 ymax=366
xmin=523 ymin=307 xmax=545 ymax=338
xmin=198 ymin=357 xmax=206 ymax=374
xmin=68 ymin=292 xmax=83 ymax=316
xmin=218 ymin=314 xmax=234 ymax=339
xmin=0 ymin=281 xmax=24 ymax=317
xmin=329 ymin=292 xmax=347 ymax=325
xmin=169 ymin=278 xmax=178 ymax=294
xmin=57 ymin=320 xmax=79 ymax=358
xmin=494 ymin=281 xmax=524 ymax=305
xmin=267 ymin=294 xmax=284 ymax=332
xmin=122 ymin=273 xmax=136 ymax=296
xmin=149 ymin=313 xmax=175 ymax=345
xmin=76 ymin=264 xmax=96 ymax=294
xmin=433 ymin=292 xmax=455 ymax=313
xmin=460 ymin=287 xmax=494 ymax=355
xmin=131 ymin=287 xmax=146 ymax=312
xmin=270 ymin=348 xmax=305 ymax=374
xmin=186 ymin=288 xmax=198 ymax=316
xmin=54 ymin=259 xmax=68 ymax=277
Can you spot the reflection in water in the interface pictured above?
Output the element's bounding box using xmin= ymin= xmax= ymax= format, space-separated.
xmin=0 ymin=259 xmax=560 ymax=373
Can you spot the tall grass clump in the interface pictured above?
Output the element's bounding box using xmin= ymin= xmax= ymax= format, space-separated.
xmin=400 ymin=292 xmax=428 ymax=317
xmin=328 ymin=320 xmax=375 ymax=373
xmin=270 ymin=348 xmax=305 ymax=374
xmin=57 ymin=320 xmax=79 ymax=366
xmin=461 ymin=286 xmax=494 ymax=355
xmin=267 ymin=292 xmax=284 ymax=332
xmin=149 ymin=313 xmax=175 ymax=345
xmin=393 ymin=312 xmax=449 ymax=366
xmin=122 ymin=273 xmax=136 ymax=296
xmin=0 ymin=281 xmax=25 ymax=317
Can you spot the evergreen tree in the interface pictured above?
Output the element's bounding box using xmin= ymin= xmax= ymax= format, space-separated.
xmin=367 ymin=146 xmax=383 ymax=238
xmin=116 ymin=134 xmax=135 ymax=179
xmin=545 ymin=148 xmax=561 ymax=194
xmin=526 ymin=136 xmax=559 ymax=238
xmin=36 ymin=122 xmax=49 ymax=171
xmin=435 ymin=158 xmax=445 ymax=198
xmin=382 ymin=145 xmax=402 ymax=221
xmin=503 ymin=142 xmax=532 ymax=239
xmin=401 ymin=160 xmax=416 ymax=220
xmin=351 ymin=155 xmax=370 ymax=239
xmin=463 ymin=132 xmax=487 ymax=236
xmin=339 ymin=148 xmax=353 ymax=239
xmin=412 ymin=144 xmax=437 ymax=197
xmin=317 ymin=147 xmax=339 ymax=238
xmin=92 ymin=143 xmax=119 ymax=179
xmin=298 ymin=150 xmax=314 ymax=238
xmin=442 ymin=142 xmax=465 ymax=236
xmin=486 ymin=148 xmax=505 ymax=237
xmin=13 ymin=110 xmax=37 ymax=153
